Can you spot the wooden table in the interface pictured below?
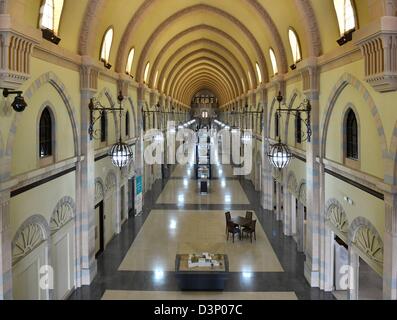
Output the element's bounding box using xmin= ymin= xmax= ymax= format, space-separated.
xmin=231 ymin=216 xmax=251 ymax=228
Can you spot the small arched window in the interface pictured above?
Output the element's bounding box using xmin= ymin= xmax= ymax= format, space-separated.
xmin=100 ymin=111 xmax=107 ymax=143
xmin=143 ymin=62 xmax=150 ymax=84
xmin=346 ymin=108 xmax=358 ymax=159
xmin=247 ymin=71 xmax=253 ymax=89
xmin=126 ymin=47 xmax=135 ymax=75
xmin=39 ymin=107 xmax=53 ymax=158
xmin=126 ymin=111 xmax=130 ymax=137
xmin=154 ymin=70 xmax=159 ymax=88
xmin=269 ymin=48 xmax=278 ymax=76
xmin=100 ymin=27 xmax=114 ymax=66
xmin=39 ymin=0 xmax=64 ymax=35
xmin=255 ymin=63 xmax=262 ymax=84
xmin=333 ymin=0 xmax=357 ymax=36
xmin=288 ymin=28 xmax=302 ymax=64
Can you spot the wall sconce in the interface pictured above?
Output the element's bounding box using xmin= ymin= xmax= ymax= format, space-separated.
xmin=2 ymin=89 xmax=28 ymax=112
xmin=88 ymin=91 xmax=124 ymax=140
xmin=267 ymin=92 xmax=312 ymax=169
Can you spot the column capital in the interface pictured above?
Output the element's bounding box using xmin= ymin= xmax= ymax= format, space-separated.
xmin=356 ymin=16 xmax=397 ymax=92
xmin=80 ymin=56 xmax=101 ymax=93
xmin=0 ymin=14 xmax=40 ymax=89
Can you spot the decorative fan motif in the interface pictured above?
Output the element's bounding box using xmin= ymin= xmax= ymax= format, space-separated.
xmin=50 ymin=202 xmax=74 ymax=234
xmin=353 ymin=226 xmax=383 ymax=264
xmin=287 ymin=173 xmax=297 ymax=195
xmin=106 ymin=172 xmax=117 ymax=191
xmin=327 ymin=205 xmax=349 ymax=234
xmin=95 ymin=178 xmax=105 ymax=204
xmin=13 ymin=224 xmax=45 ymax=264
xmin=298 ymin=183 xmax=306 ymax=205
xmin=273 ymin=168 xmax=282 ymax=182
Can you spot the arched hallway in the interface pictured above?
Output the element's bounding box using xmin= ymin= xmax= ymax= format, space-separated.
xmin=70 ymin=163 xmax=333 ymax=300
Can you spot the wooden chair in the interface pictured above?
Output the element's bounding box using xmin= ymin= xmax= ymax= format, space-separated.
xmin=245 ymin=211 xmax=253 ymax=221
xmin=225 ymin=211 xmax=231 ymax=235
xmin=242 ymin=220 xmax=257 ymax=243
xmin=227 ymin=221 xmax=241 ymax=243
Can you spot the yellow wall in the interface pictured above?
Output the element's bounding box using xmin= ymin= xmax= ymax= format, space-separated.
xmin=325 ymin=174 xmax=384 ymax=237
xmin=10 ymin=172 xmax=76 ymax=238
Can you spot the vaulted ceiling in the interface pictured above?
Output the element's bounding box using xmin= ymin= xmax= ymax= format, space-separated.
xmin=10 ymin=0 xmax=380 ymax=105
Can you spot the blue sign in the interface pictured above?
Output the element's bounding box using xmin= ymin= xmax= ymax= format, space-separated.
xmin=136 ymin=176 xmax=143 ymax=195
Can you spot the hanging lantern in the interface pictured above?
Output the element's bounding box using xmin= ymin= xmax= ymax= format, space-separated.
xmin=267 ymin=140 xmax=293 ymax=169
xmin=109 ymin=140 xmax=133 ymax=168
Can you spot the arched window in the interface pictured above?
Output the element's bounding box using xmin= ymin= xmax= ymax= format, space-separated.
xmin=126 ymin=111 xmax=130 ymax=137
xmin=100 ymin=111 xmax=107 ymax=143
xmin=269 ymin=48 xmax=278 ymax=76
xmin=143 ymin=62 xmax=150 ymax=84
xmin=247 ymin=71 xmax=253 ymax=89
xmin=255 ymin=63 xmax=262 ymax=84
xmin=39 ymin=107 xmax=53 ymax=158
xmin=39 ymin=0 xmax=64 ymax=35
xmin=346 ymin=108 xmax=358 ymax=159
xmin=154 ymin=70 xmax=159 ymax=88
xmin=161 ymin=77 xmax=166 ymax=93
xmin=288 ymin=28 xmax=302 ymax=64
xmin=333 ymin=0 xmax=357 ymax=36
xmin=100 ymin=27 xmax=114 ymax=67
xmin=126 ymin=47 xmax=135 ymax=75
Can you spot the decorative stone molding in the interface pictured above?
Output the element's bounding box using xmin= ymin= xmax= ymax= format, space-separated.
xmin=80 ymin=56 xmax=99 ymax=92
xmin=325 ymin=199 xmax=349 ymax=239
xmin=0 ymin=15 xmax=39 ymax=89
xmin=105 ymin=170 xmax=117 ymax=192
xmin=349 ymin=217 xmax=384 ymax=269
xmin=287 ymin=171 xmax=298 ymax=195
xmin=94 ymin=178 xmax=105 ymax=204
xmin=12 ymin=215 xmax=50 ymax=265
xmin=50 ymin=197 xmax=75 ymax=235
xmin=298 ymin=182 xmax=307 ymax=206
xmin=356 ymin=16 xmax=397 ymax=92
xmin=300 ymin=60 xmax=319 ymax=93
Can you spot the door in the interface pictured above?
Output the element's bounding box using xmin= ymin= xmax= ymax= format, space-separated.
xmin=95 ymin=201 xmax=104 ymax=258
xmin=121 ymin=186 xmax=125 ymax=224
xmin=128 ymin=178 xmax=135 ymax=217
xmin=52 ymin=221 xmax=75 ymax=299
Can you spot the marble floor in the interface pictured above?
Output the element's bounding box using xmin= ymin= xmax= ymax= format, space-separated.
xmin=156 ymin=179 xmax=249 ymax=204
xmin=102 ymin=290 xmax=297 ymax=300
xmin=69 ymin=163 xmax=334 ymax=300
xmin=119 ymin=210 xmax=283 ymax=272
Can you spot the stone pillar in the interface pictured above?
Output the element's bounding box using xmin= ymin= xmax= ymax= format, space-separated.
xmin=77 ymin=59 xmax=99 ymax=285
xmin=383 ymin=192 xmax=397 ymax=300
xmin=135 ymin=85 xmax=145 ymax=213
xmin=348 ymin=248 xmax=360 ymax=300
xmin=276 ymin=182 xmax=282 ymax=221
xmin=0 ymin=191 xmax=12 ymax=300
xmin=319 ymin=159 xmax=333 ymax=291
xmin=302 ymin=64 xmax=321 ymax=287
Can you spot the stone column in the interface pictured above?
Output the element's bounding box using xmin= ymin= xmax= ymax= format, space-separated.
xmin=383 ymin=191 xmax=397 ymax=300
xmin=135 ymin=85 xmax=145 ymax=213
xmin=302 ymin=65 xmax=321 ymax=287
xmin=77 ymin=59 xmax=99 ymax=285
xmin=0 ymin=190 xmax=12 ymax=300
xmin=276 ymin=182 xmax=282 ymax=221
xmin=348 ymin=248 xmax=360 ymax=300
